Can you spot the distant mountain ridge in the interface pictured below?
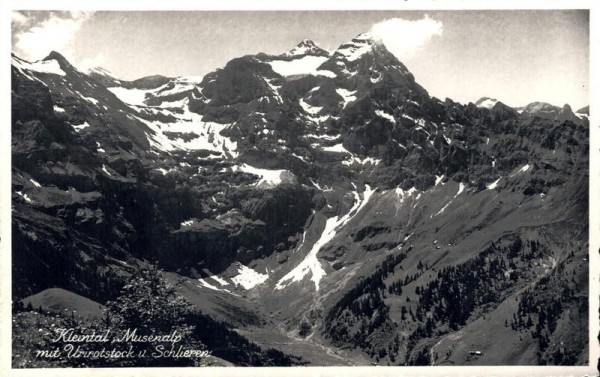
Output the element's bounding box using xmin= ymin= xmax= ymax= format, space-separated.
xmin=475 ymin=97 xmax=587 ymax=125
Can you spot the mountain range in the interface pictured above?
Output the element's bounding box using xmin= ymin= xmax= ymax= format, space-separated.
xmin=11 ymin=33 xmax=589 ymax=366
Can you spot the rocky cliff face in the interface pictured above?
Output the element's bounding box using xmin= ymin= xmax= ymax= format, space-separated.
xmin=11 ymin=35 xmax=589 ymax=366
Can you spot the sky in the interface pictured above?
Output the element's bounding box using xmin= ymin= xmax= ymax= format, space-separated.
xmin=11 ymin=10 xmax=589 ymax=110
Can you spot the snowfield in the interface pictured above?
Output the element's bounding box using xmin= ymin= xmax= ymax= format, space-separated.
xmin=232 ymin=263 xmax=269 ymax=290
xmin=276 ymin=185 xmax=374 ymax=291
xmin=12 ymin=56 xmax=66 ymax=76
xmin=109 ymin=79 xmax=240 ymax=158
xmin=108 ymin=87 xmax=150 ymax=106
xmin=267 ymin=56 xmax=329 ymax=77
xmin=131 ymin=98 xmax=239 ymax=158
xmin=232 ymin=164 xmax=292 ymax=188
xmin=107 ymin=76 xmax=203 ymax=106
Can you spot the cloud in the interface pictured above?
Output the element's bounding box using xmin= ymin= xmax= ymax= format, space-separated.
xmin=13 ymin=11 xmax=99 ymax=70
xmin=370 ymin=15 xmax=443 ymax=59
xmin=12 ymin=11 xmax=29 ymax=26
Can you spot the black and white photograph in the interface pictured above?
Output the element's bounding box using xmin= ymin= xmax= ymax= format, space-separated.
xmin=2 ymin=2 xmax=598 ymax=376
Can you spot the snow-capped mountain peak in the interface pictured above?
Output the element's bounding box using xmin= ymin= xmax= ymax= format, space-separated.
xmin=11 ymin=54 xmax=67 ymax=77
xmin=522 ymin=101 xmax=555 ymax=114
xmin=333 ymin=32 xmax=382 ymax=62
xmin=283 ymin=39 xmax=329 ymax=58
xmin=263 ymin=39 xmax=331 ymax=78
xmin=353 ymin=32 xmax=378 ymax=42
xmin=43 ymin=51 xmax=77 ymax=73
xmin=89 ymin=66 xmax=115 ymax=76
xmin=475 ymin=97 xmax=499 ymax=109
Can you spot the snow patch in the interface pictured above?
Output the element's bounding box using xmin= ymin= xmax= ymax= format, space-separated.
xmin=310 ymin=179 xmax=333 ymax=192
xmin=375 ymin=110 xmax=396 ymax=124
xmin=30 ymin=179 xmax=41 ymax=187
xmin=79 ymin=94 xmax=99 ymax=105
xmin=487 ymin=177 xmax=501 ymax=190
xmin=510 ymin=163 xmax=531 ymax=178
xmin=434 ymin=182 xmax=466 ymax=217
xmin=211 ymin=275 xmax=229 ymax=286
xmin=180 ymin=219 xmax=197 ymax=227
xmin=15 ymin=191 xmax=32 ymax=203
xmin=108 ymin=87 xmax=150 ymax=106
xmin=395 ymin=140 xmax=407 ymax=150
xmin=264 ymin=78 xmax=283 ymax=104
xmin=370 ymin=72 xmax=382 ymax=83
xmin=321 ymin=143 xmax=350 ymax=154
xmin=402 ymin=114 xmax=416 ymax=122
xmin=231 ymin=263 xmax=268 ymax=290
xmin=336 ymin=88 xmax=357 ymax=108
xmin=267 ymin=56 xmax=329 ymax=77
xmin=305 ymin=133 xmax=340 ymax=141
xmin=342 ymin=156 xmax=381 ymax=166
xmin=101 ymin=165 xmax=113 ymax=177
xmin=299 ymin=98 xmax=323 ymax=115
xmin=72 ymin=122 xmax=90 ymax=132
xmin=198 ymin=279 xmax=220 ymax=291
xmin=292 ymin=153 xmax=309 ymax=163
xmin=233 ymin=164 xmax=291 ymax=188
xmin=395 ymin=187 xmax=417 ymax=205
